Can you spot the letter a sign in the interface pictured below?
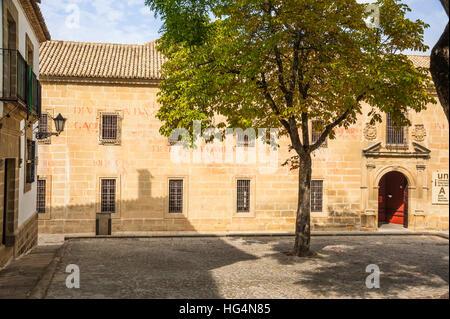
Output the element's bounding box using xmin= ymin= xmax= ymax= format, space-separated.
xmin=432 ymin=171 xmax=449 ymax=205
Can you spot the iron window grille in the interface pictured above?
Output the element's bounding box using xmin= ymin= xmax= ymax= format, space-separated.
xmin=37 ymin=113 xmax=52 ymax=143
xmin=26 ymin=140 xmax=36 ymax=183
xmin=38 ymin=113 xmax=48 ymax=134
xmin=386 ymin=113 xmax=407 ymax=149
xmin=311 ymin=180 xmax=323 ymax=212
xmin=37 ymin=179 xmax=46 ymax=214
xmin=237 ymin=133 xmax=255 ymax=147
xmin=311 ymin=121 xmax=327 ymax=147
xmin=237 ymin=179 xmax=251 ymax=213
xmin=101 ymin=114 xmax=118 ymax=141
xmin=101 ymin=179 xmax=116 ymax=213
xmin=169 ymin=180 xmax=183 ymax=213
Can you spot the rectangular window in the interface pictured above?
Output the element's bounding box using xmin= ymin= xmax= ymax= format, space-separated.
xmin=311 ymin=180 xmax=323 ymax=212
xmin=26 ymin=139 xmax=36 ymax=183
xmin=311 ymin=122 xmax=321 ymax=144
xmin=311 ymin=121 xmax=327 ymax=147
xmin=386 ymin=114 xmax=406 ymax=146
xmin=101 ymin=179 xmax=116 ymax=213
xmin=169 ymin=180 xmax=183 ymax=213
xmin=237 ymin=179 xmax=251 ymax=213
xmin=101 ymin=114 xmax=118 ymax=140
xmin=39 ymin=113 xmax=48 ymax=134
xmin=37 ymin=179 xmax=46 ymax=214
xmin=237 ymin=133 xmax=255 ymax=147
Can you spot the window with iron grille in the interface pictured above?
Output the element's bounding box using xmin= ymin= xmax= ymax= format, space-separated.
xmin=237 ymin=132 xmax=255 ymax=147
xmin=311 ymin=121 xmax=327 ymax=146
xmin=102 ymin=114 xmax=118 ymax=140
xmin=37 ymin=179 xmax=46 ymax=214
xmin=169 ymin=180 xmax=183 ymax=213
xmin=237 ymin=179 xmax=251 ymax=213
xmin=101 ymin=179 xmax=116 ymax=213
xmin=39 ymin=114 xmax=48 ymax=134
xmin=311 ymin=180 xmax=323 ymax=212
xmin=386 ymin=113 xmax=407 ymax=147
xmin=26 ymin=140 xmax=36 ymax=183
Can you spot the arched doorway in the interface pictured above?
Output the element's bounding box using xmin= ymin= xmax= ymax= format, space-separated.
xmin=378 ymin=171 xmax=409 ymax=228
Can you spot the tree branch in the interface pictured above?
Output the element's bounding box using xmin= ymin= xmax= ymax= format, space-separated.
xmin=260 ymin=72 xmax=292 ymax=133
xmin=310 ymin=94 xmax=365 ymax=152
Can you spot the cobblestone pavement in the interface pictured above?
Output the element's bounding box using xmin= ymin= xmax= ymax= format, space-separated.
xmin=0 ymin=245 xmax=62 ymax=299
xmin=45 ymin=236 xmax=449 ymax=299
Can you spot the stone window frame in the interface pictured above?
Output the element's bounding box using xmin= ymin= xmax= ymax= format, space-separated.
xmin=311 ymin=180 xmax=324 ymax=213
xmin=311 ymin=177 xmax=328 ymax=218
xmin=236 ymin=130 xmax=256 ymax=148
xmin=96 ymin=176 xmax=121 ymax=219
xmin=383 ymin=112 xmax=410 ymax=151
xmin=232 ymin=176 xmax=256 ymax=218
xmin=38 ymin=110 xmax=54 ymax=145
xmin=310 ymin=121 xmax=328 ymax=148
xmin=25 ymin=33 xmax=34 ymax=69
xmin=98 ymin=110 xmax=123 ymax=146
xmin=164 ymin=176 xmax=189 ymax=219
xmin=37 ymin=175 xmax=52 ymax=221
xmin=23 ymin=125 xmax=36 ymax=193
xmin=3 ymin=1 xmax=19 ymax=50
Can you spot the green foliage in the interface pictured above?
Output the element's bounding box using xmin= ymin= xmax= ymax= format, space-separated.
xmin=147 ymin=0 xmax=435 ymax=158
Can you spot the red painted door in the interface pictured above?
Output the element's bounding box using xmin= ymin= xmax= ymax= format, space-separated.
xmin=379 ymin=172 xmax=408 ymax=226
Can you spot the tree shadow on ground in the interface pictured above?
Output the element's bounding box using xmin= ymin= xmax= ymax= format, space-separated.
xmin=42 ymin=170 xmax=259 ymax=299
xmin=47 ymin=236 xmax=258 ymax=299
xmin=236 ymin=236 xmax=449 ymax=298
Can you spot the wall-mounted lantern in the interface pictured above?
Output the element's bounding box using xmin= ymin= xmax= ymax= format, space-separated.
xmin=36 ymin=113 xmax=67 ymax=140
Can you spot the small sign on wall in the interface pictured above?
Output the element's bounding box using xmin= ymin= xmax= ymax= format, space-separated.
xmin=432 ymin=171 xmax=449 ymax=205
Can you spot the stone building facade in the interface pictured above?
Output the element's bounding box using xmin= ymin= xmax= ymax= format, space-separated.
xmin=37 ymin=40 xmax=449 ymax=236
xmin=0 ymin=0 xmax=49 ymax=267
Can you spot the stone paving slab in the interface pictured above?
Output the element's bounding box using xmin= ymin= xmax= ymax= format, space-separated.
xmin=45 ymin=235 xmax=449 ymax=299
xmin=0 ymin=245 xmax=62 ymax=299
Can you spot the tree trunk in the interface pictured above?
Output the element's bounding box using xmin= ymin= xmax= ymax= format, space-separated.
xmin=293 ymin=153 xmax=312 ymax=257
xmin=430 ymin=1 xmax=449 ymax=123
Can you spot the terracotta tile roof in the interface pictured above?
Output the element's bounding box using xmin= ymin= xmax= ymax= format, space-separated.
xmin=39 ymin=41 xmax=430 ymax=83
xmin=39 ymin=40 xmax=165 ymax=82
xmin=408 ymin=55 xmax=430 ymax=68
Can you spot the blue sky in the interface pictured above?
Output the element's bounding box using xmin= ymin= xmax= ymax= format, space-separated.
xmin=40 ymin=0 xmax=448 ymax=54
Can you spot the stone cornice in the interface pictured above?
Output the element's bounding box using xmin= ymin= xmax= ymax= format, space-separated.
xmin=40 ymin=76 xmax=161 ymax=87
xmin=19 ymin=0 xmax=51 ymax=43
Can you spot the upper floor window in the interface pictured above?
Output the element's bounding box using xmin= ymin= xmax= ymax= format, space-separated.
xmin=39 ymin=114 xmax=48 ymax=135
xmin=311 ymin=121 xmax=327 ymax=147
xmin=237 ymin=133 xmax=255 ymax=148
xmin=386 ymin=114 xmax=407 ymax=148
xmin=26 ymin=34 xmax=34 ymax=68
xmin=26 ymin=139 xmax=36 ymax=184
xmin=99 ymin=112 xmax=121 ymax=145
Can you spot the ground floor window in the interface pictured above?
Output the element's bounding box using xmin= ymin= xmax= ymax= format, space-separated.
xmin=311 ymin=180 xmax=324 ymax=212
xmin=237 ymin=179 xmax=251 ymax=213
xmin=169 ymin=179 xmax=184 ymax=213
xmin=36 ymin=179 xmax=46 ymax=214
xmin=101 ymin=179 xmax=116 ymax=213
xmin=26 ymin=139 xmax=36 ymax=184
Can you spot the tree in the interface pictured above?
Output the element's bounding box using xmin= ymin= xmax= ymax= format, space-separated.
xmin=146 ymin=0 xmax=435 ymax=256
xmin=430 ymin=0 xmax=449 ymax=122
